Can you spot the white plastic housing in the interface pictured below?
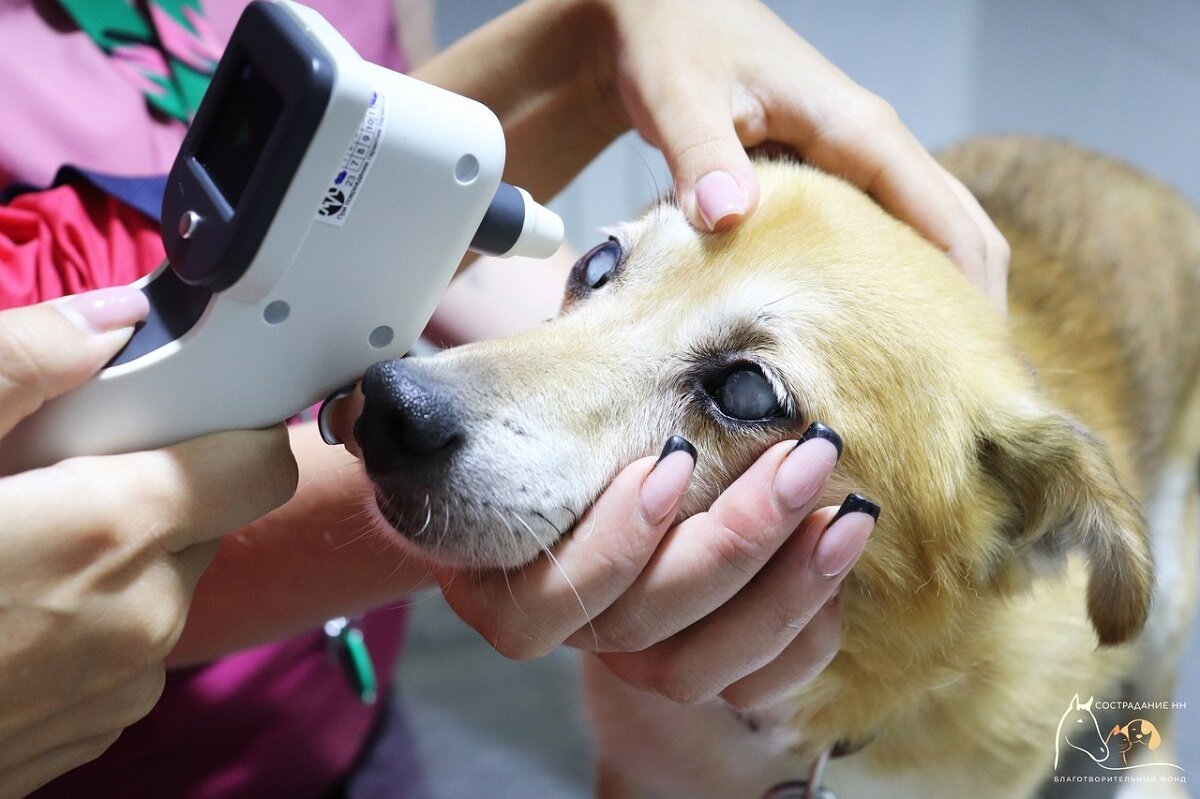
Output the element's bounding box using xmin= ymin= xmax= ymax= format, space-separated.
xmin=0 ymin=1 xmax=517 ymax=474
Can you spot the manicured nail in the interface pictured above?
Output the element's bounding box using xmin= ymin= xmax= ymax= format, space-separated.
xmin=829 ymin=492 xmax=881 ymax=525
xmin=318 ymin=385 xmax=357 ymax=445
xmin=656 ymin=435 xmax=697 ymax=465
xmin=641 ymin=436 xmax=697 ymax=524
xmin=813 ymin=493 xmax=879 ymax=578
xmin=775 ymin=430 xmax=840 ymax=510
xmin=695 ymin=171 xmax=746 ymax=231
xmin=57 ymin=286 xmax=149 ymax=334
xmin=793 ymin=421 xmax=843 ymax=460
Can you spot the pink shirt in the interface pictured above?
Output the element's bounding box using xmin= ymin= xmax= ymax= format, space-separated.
xmin=0 ymin=2 xmax=415 ymax=795
xmin=0 ymin=0 xmax=406 ymax=188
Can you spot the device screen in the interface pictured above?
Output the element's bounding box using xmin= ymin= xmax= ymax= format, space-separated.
xmin=195 ymin=59 xmax=283 ymax=208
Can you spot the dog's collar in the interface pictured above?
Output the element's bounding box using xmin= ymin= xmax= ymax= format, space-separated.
xmin=762 ymin=749 xmax=837 ymax=799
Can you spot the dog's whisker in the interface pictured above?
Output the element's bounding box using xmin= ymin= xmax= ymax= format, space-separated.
xmin=512 ymin=511 xmax=598 ymax=648
xmin=329 ymin=520 xmax=382 ymax=552
xmin=414 ymin=493 xmax=433 ymax=538
xmin=533 ymin=510 xmax=566 ymax=538
xmin=435 ymin=501 xmax=452 ymax=551
xmin=490 ymin=507 xmax=526 ymax=615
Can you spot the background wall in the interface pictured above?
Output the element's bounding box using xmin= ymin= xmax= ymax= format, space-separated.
xmin=395 ymin=3 xmax=1200 ymax=797
xmin=436 ymin=0 xmax=1200 ymax=247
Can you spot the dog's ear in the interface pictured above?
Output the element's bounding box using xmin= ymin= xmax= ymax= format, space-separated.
xmin=980 ymin=411 xmax=1152 ymax=646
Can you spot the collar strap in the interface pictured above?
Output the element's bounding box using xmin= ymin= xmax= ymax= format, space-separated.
xmin=762 ymin=749 xmax=837 ymax=799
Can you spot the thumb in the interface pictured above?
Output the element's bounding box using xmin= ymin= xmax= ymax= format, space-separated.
xmin=632 ymin=82 xmax=760 ymax=232
xmin=0 ymin=286 xmax=148 ymax=438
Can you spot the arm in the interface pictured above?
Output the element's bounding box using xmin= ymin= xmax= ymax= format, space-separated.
xmin=168 ymin=421 xmax=434 ymax=666
xmin=416 ymin=0 xmax=1009 ymax=306
xmin=411 ymin=0 xmax=626 ymax=203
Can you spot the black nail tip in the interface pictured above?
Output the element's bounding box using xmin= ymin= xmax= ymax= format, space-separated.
xmin=830 ymin=492 xmax=881 ymax=525
xmin=796 ymin=422 xmax=843 ymax=459
xmin=830 ymin=735 xmax=874 ymax=758
xmin=656 ymin=435 xmax=698 ymax=465
xmin=317 ymin=384 xmax=356 ymax=446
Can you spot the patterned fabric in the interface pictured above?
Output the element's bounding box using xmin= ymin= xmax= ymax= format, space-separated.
xmin=55 ymin=0 xmax=221 ymax=122
xmin=0 ymin=0 xmax=405 ymax=189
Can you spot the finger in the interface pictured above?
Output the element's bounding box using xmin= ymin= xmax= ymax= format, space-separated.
xmin=809 ymin=106 xmax=991 ymax=269
xmin=172 ymin=539 xmax=223 ymax=595
xmin=319 ymin=383 xmax=364 ymax=451
xmin=932 ymin=160 xmax=1011 ymax=313
xmin=580 ymin=426 xmax=842 ymax=653
xmin=14 ymin=425 xmax=298 ymax=554
xmin=597 ymin=500 xmax=875 ymax=704
xmin=2 ymin=730 xmax=123 ymax=799
xmin=720 ymin=591 xmax=844 ymax=710
xmin=0 ymin=665 xmax=164 ymax=769
xmin=126 ymin=426 xmax=299 ymax=552
xmin=0 ymin=287 xmax=147 ymax=438
xmin=625 ymin=74 xmax=761 ymax=232
xmin=440 ymin=437 xmax=696 ymax=661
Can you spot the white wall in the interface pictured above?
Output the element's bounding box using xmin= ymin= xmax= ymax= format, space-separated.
xmin=972 ymin=0 xmax=1200 ymax=206
xmin=435 ymin=0 xmax=1200 ymax=246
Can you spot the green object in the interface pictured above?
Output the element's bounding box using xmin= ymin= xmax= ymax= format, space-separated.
xmin=325 ymin=617 xmax=378 ymax=705
xmin=339 ymin=625 xmax=379 ymax=705
xmin=55 ymin=0 xmax=218 ymax=122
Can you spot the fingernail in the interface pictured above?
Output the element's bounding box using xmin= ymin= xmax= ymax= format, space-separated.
xmin=656 ymin=435 xmax=697 ymax=465
xmin=318 ymin=385 xmax=356 ymax=445
xmin=57 ymin=286 xmax=149 ymax=334
xmin=641 ymin=436 xmax=697 ymax=524
xmin=794 ymin=421 xmax=843 ymax=460
xmin=775 ymin=427 xmax=841 ymax=510
xmin=695 ymin=171 xmax=746 ymax=231
xmin=813 ymin=493 xmax=880 ymax=579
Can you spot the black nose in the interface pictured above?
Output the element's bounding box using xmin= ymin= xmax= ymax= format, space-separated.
xmin=354 ymin=360 xmax=464 ymax=473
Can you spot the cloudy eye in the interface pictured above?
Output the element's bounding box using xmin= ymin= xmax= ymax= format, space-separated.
xmin=572 ymin=238 xmax=622 ymax=290
xmin=712 ymin=364 xmax=784 ymax=421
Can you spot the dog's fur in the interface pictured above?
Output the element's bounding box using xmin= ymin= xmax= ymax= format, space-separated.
xmin=354 ymin=137 xmax=1200 ymax=797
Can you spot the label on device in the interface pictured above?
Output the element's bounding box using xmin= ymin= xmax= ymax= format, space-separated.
xmin=316 ymin=90 xmax=387 ymax=227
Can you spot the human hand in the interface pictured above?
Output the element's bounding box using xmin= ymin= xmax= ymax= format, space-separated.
xmin=0 ymin=288 xmax=297 ymax=798
xmin=597 ymin=0 xmax=1009 ymax=310
xmin=436 ymin=429 xmax=877 ymax=710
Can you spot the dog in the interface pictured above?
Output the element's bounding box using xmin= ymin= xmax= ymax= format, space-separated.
xmin=341 ymin=136 xmax=1200 ymax=797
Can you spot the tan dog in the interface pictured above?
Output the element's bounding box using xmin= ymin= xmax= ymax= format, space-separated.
xmin=349 ymin=137 xmax=1200 ymax=797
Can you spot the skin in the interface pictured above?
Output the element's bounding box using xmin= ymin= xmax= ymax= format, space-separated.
xmin=3 ymin=0 xmax=1009 ymax=788
xmin=0 ymin=293 xmax=296 ymax=798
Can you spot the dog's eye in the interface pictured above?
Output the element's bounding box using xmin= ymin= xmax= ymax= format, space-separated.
xmin=712 ymin=366 xmax=783 ymax=421
xmin=572 ymin=238 xmax=622 ymax=290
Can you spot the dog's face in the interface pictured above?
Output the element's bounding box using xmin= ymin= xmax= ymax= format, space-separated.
xmin=350 ymin=160 xmax=1151 ymax=650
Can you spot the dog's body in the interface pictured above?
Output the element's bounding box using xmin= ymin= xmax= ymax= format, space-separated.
xmin=354 ymin=137 xmax=1200 ymax=797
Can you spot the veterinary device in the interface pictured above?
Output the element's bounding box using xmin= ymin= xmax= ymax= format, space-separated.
xmin=0 ymin=0 xmax=563 ymax=474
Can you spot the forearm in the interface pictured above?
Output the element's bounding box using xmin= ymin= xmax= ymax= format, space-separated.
xmin=412 ymin=0 xmax=628 ymax=200
xmin=169 ymin=421 xmax=435 ymax=667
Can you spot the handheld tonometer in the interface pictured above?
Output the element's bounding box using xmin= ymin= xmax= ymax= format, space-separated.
xmin=0 ymin=0 xmax=563 ymax=474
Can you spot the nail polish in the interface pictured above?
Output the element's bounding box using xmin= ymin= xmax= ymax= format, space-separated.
xmin=695 ymin=171 xmax=746 ymax=231
xmin=642 ymin=435 xmax=697 ymax=525
xmin=813 ymin=493 xmax=880 ymax=579
xmin=793 ymin=421 xmax=843 ymax=460
xmin=656 ymin=435 xmax=698 ymax=466
xmin=57 ymin=286 xmax=149 ymax=334
xmin=318 ymin=384 xmax=357 ymax=445
xmin=829 ymin=492 xmax=881 ymax=525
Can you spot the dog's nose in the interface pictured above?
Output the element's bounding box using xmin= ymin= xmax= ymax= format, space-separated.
xmin=354 ymin=360 xmax=464 ymax=473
